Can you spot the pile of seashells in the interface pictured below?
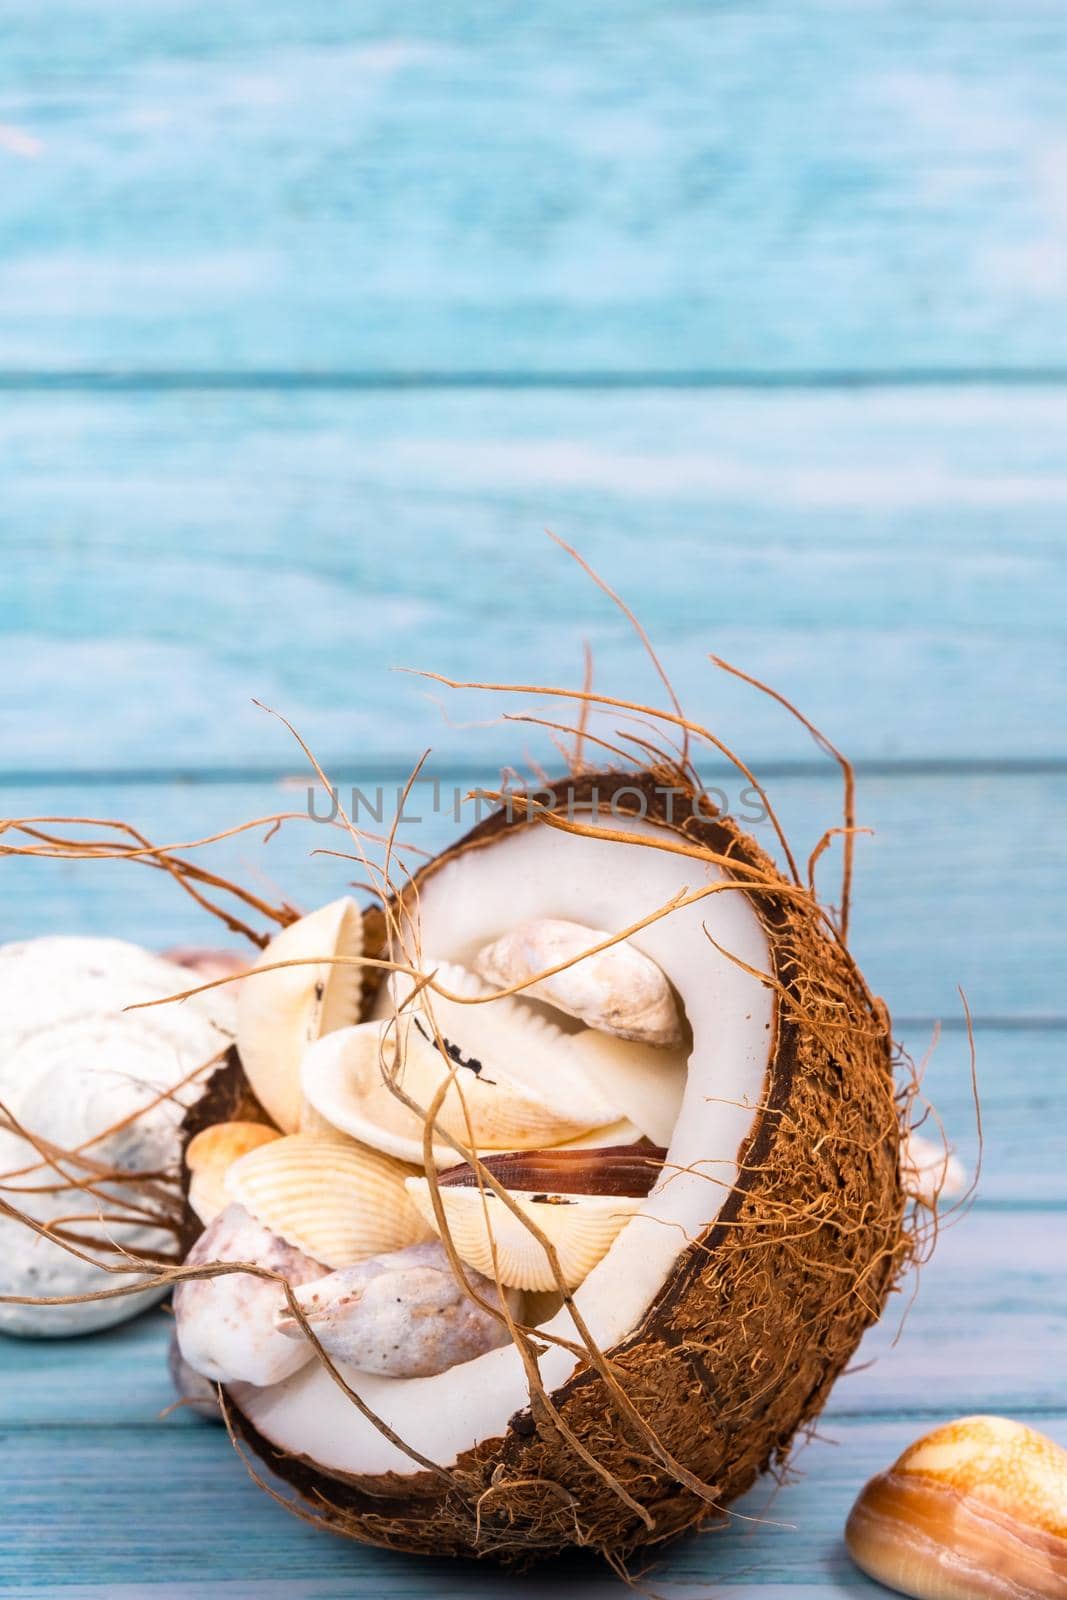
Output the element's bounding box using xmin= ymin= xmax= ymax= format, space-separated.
xmin=174 ymin=899 xmax=690 ymax=1389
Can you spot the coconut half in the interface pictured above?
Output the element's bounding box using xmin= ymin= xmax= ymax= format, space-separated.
xmin=190 ymin=771 xmax=903 ymax=1563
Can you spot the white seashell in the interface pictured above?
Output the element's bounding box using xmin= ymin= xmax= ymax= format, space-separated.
xmin=236 ymin=899 xmax=363 ymax=1133
xmin=185 ymin=1121 xmax=281 ymax=1226
xmin=901 ymin=1132 xmax=967 ymax=1207
xmin=223 ymin=1132 xmax=432 ymax=1269
xmin=405 ymin=1178 xmax=642 ymax=1291
xmin=167 ymin=1328 xmax=223 ymax=1422
xmin=387 ymin=959 xmax=617 ymax=1130
xmin=0 ymin=937 xmax=234 ymax=1337
xmin=568 ymin=1030 xmax=687 ymax=1147
xmin=475 ymin=919 xmax=683 ymax=1047
xmin=174 ymin=1203 xmax=325 ymax=1387
xmin=301 ymin=1020 xmax=617 ymax=1169
xmin=274 ymin=1241 xmax=522 ymax=1377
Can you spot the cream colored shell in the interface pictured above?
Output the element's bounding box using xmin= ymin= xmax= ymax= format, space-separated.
xmin=475 ymin=918 xmax=683 ymax=1047
xmin=387 ymin=959 xmax=617 ymax=1130
xmin=186 ymin=1120 xmax=281 ymax=1226
xmin=224 ymin=1132 xmax=433 ymax=1269
xmin=405 ymin=1177 xmax=642 ymax=1291
xmin=568 ymin=1029 xmax=687 ymax=1147
xmin=300 ymin=1019 xmax=621 ymax=1169
xmin=236 ymin=898 xmax=363 ymax=1133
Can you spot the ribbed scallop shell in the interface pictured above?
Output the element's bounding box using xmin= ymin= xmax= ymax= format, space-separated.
xmin=301 ymin=1019 xmax=616 ymax=1168
xmin=186 ymin=1120 xmax=281 ymax=1226
xmin=387 ymin=959 xmax=617 ymax=1130
xmin=405 ymin=1178 xmax=642 ymax=1291
xmin=236 ymin=898 xmax=364 ymax=1133
xmin=475 ymin=919 xmax=683 ymax=1047
xmin=568 ymin=1030 xmax=687 ymax=1147
xmin=223 ymin=1132 xmax=432 ymax=1269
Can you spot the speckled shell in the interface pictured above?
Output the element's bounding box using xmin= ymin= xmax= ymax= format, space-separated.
xmin=405 ymin=1178 xmax=642 ymax=1291
xmin=236 ymin=899 xmax=363 ymax=1134
xmin=475 ymin=918 xmax=683 ymax=1046
xmin=224 ymin=1132 xmax=433 ymax=1269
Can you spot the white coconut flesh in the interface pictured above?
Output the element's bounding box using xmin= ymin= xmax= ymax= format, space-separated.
xmin=234 ymin=809 xmax=773 ymax=1479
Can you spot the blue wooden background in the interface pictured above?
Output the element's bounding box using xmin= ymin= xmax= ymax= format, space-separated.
xmin=1 ymin=4 xmax=1066 ymax=1595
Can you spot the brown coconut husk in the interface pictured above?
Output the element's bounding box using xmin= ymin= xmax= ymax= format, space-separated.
xmin=175 ymin=765 xmax=909 ymax=1564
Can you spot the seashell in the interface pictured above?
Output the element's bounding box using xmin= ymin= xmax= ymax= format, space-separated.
xmin=475 ymin=919 xmax=683 ymax=1047
xmin=568 ymin=1030 xmax=687 ymax=1147
xmin=0 ymin=937 xmax=234 ymax=1337
xmin=185 ymin=1120 xmax=281 ymax=1226
xmin=274 ymin=1241 xmax=522 ymax=1378
xmin=161 ymin=947 xmax=250 ymax=991
xmin=301 ymin=1019 xmax=616 ymax=1169
xmin=223 ymin=1132 xmax=432 ymax=1269
xmin=167 ymin=1328 xmax=223 ymax=1422
xmin=435 ymin=1143 xmax=666 ymax=1197
xmin=236 ymin=898 xmax=363 ymax=1134
xmin=901 ymin=1132 xmax=967 ymax=1208
xmin=405 ymin=1175 xmax=642 ymax=1291
xmin=845 ymin=1414 xmax=1067 ymax=1599
xmin=387 ymin=959 xmax=617 ymax=1131
xmin=174 ymin=1203 xmax=325 ymax=1387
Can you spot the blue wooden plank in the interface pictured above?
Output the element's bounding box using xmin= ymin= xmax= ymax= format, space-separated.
xmin=1 ymin=4 xmax=1066 ymax=374
xmin=1 ymin=771 xmax=1063 ymax=1019
xmin=2 ymin=388 xmax=1066 ymax=769
xmin=0 ymin=1411 xmax=1063 ymax=1592
xmin=2 ymin=1207 xmax=1062 ymax=1428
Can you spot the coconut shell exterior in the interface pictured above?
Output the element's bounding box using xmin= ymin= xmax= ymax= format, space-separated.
xmin=185 ymin=770 xmax=907 ymax=1565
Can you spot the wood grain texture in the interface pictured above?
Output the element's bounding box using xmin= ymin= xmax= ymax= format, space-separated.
xmin=0 ymin=1409 xmax=1063 ymax=1592
xmin=3 ymin=387 xmax=1066 ymax=770
xmin=2 ymin=770 xmax=1063 ymax=1020
xmin=1 ymin=3 xmax=1067 ymax=374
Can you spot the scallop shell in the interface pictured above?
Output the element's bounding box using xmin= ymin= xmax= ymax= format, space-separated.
xmin=387 ymin=958 xmax=617 ymax=1126
xmin=236 ymin=898 xmax=363 ymax=1134
xmin=475 ymin=919 xmax=683 ymax=1047
xmin=568 ymin=1030 xmax=687 ymax=1147
xmin=405 ymin=1178 xmax=642 ymax=1291
xmin=0 ymin=937 xmax=233 ymax=1337
xmin=186 ymin=1120 xmax=282 ymax=1226
xmin=301 ymin=1019 xmax=617 ymax=1169
xmin=223 ymin=1132 xmax=433 ymax=1269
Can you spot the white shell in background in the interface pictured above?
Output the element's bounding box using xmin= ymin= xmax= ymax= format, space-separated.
xmin=0 ymin=937 xmax=234 ymax=1337
xmin=901 ymin=1132 xmax=967 ymax=1207
xmin=301 ymin=1020 xmax=619 ymax=1168
xmin=387 ymin=959 xmax=616 ymax=1130
xmin=186 ymin=1121 xmax=281 ymax=1226
xmin=236 ymin=898 xmax=363 ymax=1133
xmin=568 ymin=1030 xmax=687 ymax=1147
xmin=405 ymin=1178 xmax=642 ymax=1291
xmin=274 ymin=1241 xmax=522 ymax=1377
xmin=174 ymin=1203 xmax=325 ymax=1387
xmin=475 ymin=918 xmax=683 ymax=1047
xmin=224 ymin=1132 xmax=432 ymax=1269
